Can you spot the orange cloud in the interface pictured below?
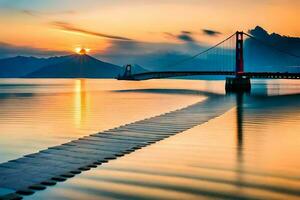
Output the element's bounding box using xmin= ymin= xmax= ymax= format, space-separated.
xmin=21 ymin=9 xmax=77 ymax=17
xmin=50 ymin=21 xmax=132 ymax=41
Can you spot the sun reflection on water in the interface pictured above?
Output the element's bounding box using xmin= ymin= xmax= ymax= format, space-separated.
xmin=74 ymin=79 xmax=88 ymax=128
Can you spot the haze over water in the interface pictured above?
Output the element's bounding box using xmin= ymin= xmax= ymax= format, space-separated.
xmin=1 ymin=78 xmax=300 ymax=199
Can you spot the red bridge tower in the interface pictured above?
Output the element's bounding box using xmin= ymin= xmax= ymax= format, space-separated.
xmin=225 ymin=31 xmax=251 ymax=92
xmin=236 ymin=31 xmax=244 ymax=75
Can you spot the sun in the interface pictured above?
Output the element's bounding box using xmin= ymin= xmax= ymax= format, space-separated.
xmin=75 ymin=47 xmax=90 ymax=55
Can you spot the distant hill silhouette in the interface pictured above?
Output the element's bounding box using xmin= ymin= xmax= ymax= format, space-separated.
xmin=244 ymin=26 xmax=300 ymax=72
xmin=248 ymin=26 xmax=300 ymax=55
xmin=0 ymin=56 xmax=64 ymax=78
xmin=25 ymin=54 xmax=122 ymax=78
xmin=0 ymin=54 xmax=124 ymax=78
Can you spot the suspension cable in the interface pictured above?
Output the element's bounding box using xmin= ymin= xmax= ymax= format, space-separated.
xmin=163 ymin=33 xmax=237 ymax=68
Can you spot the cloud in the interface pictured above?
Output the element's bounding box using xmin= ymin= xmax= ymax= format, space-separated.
xmin=0 ymin=42 xmax=67 ymax=58
xmin=50 ymin=21 xmax=132 ymax=41
xmin=202 ymin=29 xmax=221 ymax=36
xmin=163 ymin=32 xmax=176 ymax=39
xmin=164 ymin=31 xmax=196 ymax=43
xmin=21 ymin=9 xmax=77 ymax=17
xmin=181 ymin=31 xmax=193 ymax=34
xmin=21 ymin=10 xmax=38 ymax=17
xmin=177 ymin=32 xmax=195 ymax=42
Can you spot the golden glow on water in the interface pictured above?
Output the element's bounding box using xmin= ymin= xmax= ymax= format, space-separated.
xmin=0 ymin=79 xmax=204 ymax=163
xmin=73 ymin=79 xmax=88 ymax=128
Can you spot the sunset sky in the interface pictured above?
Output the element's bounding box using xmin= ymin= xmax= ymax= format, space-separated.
xmin=0 ymin=0 xmax=299 ymax=59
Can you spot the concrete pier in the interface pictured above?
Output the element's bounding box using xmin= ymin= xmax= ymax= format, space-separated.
xmin=225 ymin=77 xmax=251 ymax=92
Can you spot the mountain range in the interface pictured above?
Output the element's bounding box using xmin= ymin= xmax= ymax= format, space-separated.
xmin=25 ymin=54 xmax=122 ymax=78
xmin=0 ymin=54 xmax=148 ymax=78
xmin=0 ymin=56 xmax=61 ymax=78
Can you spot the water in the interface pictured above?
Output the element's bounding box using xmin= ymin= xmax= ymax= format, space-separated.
xmin=0 ymin=79 xmax=203 ymax=164
xmin=1 ymin=79 xmax=300 ymax=199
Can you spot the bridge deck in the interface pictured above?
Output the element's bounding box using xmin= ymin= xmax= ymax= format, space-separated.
xmin=117 ymin=71 xmax=300 ymax=80
xmin=0 ymin=96 xmax=235 ymax=200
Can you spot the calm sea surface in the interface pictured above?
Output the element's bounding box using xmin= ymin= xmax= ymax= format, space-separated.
xmin=1 ymin=78 xmax=300 ymax=199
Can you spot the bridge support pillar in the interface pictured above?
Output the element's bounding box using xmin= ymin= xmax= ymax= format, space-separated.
xmin=225 ymin=77 xmax=251 ymax=92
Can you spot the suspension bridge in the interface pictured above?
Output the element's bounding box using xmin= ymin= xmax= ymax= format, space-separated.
xmin=117 ymin=31 xmax=300 ymax=91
